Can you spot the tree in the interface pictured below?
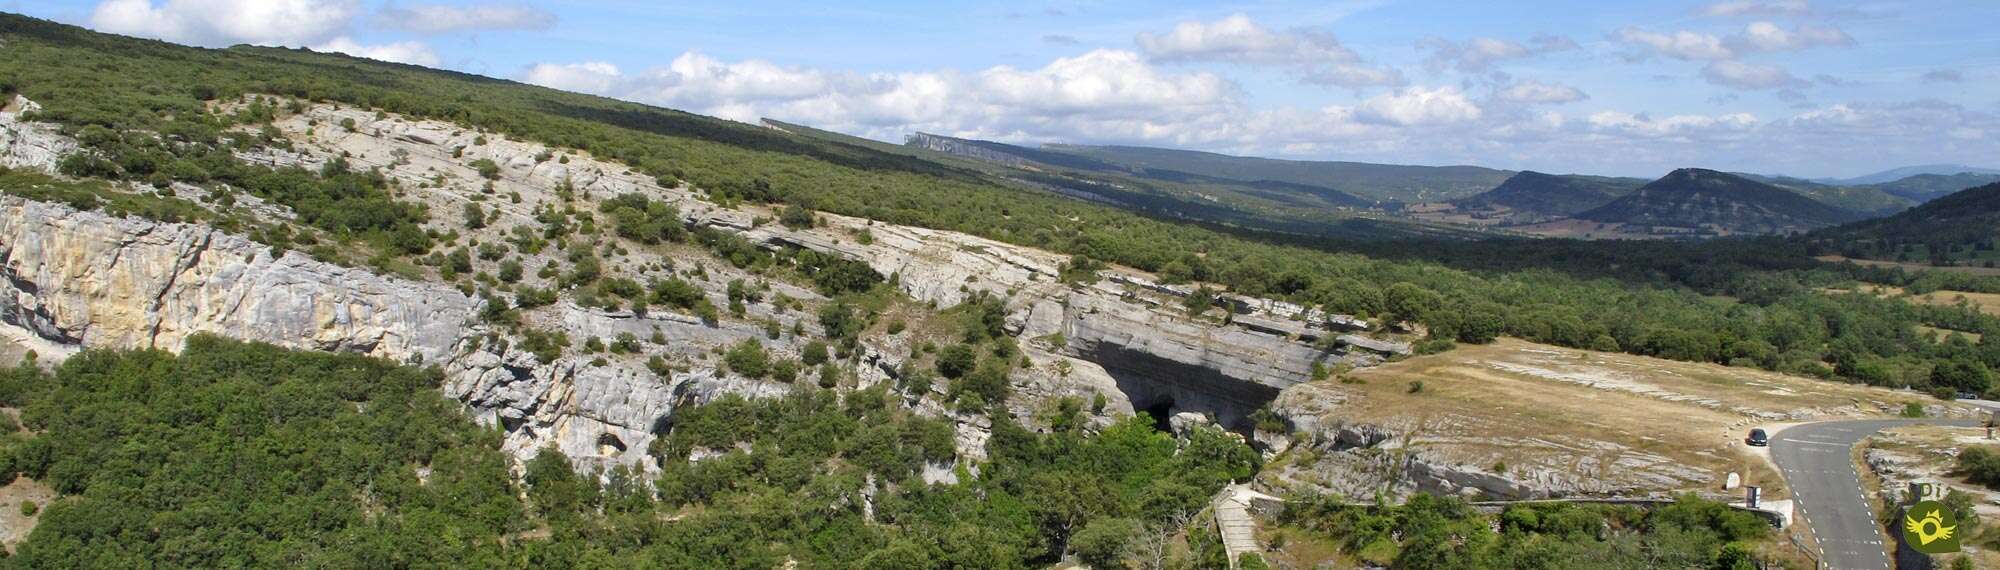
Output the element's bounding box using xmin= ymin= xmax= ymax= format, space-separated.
xmin=1455 ymin=302 xmax=1505 ymax=344
xmin=779 ymin=203 xmax=816 ymax=229
xmin=937 ymin=344 xmax=977 ymax=379
xmin=1934 ymin=359 xmax=1994 ymax=395
xmin=1382 ymin=282 xmax=1440 ymax=325
xmin=725 ymin=339 xmax=771 ymax=378
xmin=461 ymin=202 xmax=486 ymax=229
xmin=1071 ymin=517 xmax=1140 ymax=569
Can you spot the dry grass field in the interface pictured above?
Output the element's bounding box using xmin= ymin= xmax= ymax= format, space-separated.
xmin=1325 ymin=338 xmax=1979 ymax=498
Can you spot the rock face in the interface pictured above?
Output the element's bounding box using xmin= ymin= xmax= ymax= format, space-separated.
xmin=0 ymin=197 xmax=473 ymax=365
xmin=0 ymin=99 xmax=1397 ymax=476
xmin=0 ymin=96 xmax=76 ymax=173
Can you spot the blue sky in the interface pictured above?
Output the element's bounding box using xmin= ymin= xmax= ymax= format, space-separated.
xmin=7 ymin=0 xmax=1999 ymax=178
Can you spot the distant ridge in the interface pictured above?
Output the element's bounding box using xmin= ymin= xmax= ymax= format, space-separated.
xmin=1451 ymin=171 xmax=1641 ymax=220
xmin=1578 ymin=168 xmax=1864 ymax=234
xmin=1821 ymin=164 xmax=2000 ymax=186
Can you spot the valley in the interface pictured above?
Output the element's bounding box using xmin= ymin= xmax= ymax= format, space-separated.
xmin=0 ymin=9 xmax=1997 ymax=569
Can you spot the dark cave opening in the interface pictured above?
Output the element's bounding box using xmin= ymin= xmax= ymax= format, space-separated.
xmin=1076 ymin=343 xmax=1284 ymax=436
xmin=1143 ymin=399 xmax=1176 ymax=433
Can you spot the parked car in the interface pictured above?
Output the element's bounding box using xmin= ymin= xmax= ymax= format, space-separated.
xmin=1745 ymin=428 xmax=1769 ymax=447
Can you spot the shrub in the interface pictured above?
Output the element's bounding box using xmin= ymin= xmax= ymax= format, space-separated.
xmin=725 ymin=339 xmax=770 ymax=379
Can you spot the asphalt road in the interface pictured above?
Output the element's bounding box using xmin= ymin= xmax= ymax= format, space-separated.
xmin=1770 ymin=419 xmax=1978 ymax=570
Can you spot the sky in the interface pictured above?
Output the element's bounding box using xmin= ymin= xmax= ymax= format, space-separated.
xmin=5 ymin=0 xmax=1999 ymax=178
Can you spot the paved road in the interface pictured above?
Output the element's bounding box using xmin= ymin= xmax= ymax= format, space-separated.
xmin=1770 ymin=419 xmax=1977 ymax=570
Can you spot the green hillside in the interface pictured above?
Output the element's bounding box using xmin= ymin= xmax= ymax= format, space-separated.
xmin=1813 ymin=181 xmax=2000 ymax=267
xmin=1041 ymin=144 xmax=1515 ymax=203
xmin=1579 ymin=169 xmax=1865 ymax=233
xmin=1870 ymin=172 xmax=2000 ymax=203
xmin=1451 ymin=171 xmax=1642 ymax=220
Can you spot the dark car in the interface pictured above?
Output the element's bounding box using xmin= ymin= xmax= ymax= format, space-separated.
xmin=1745 ymin=428 xmax=1769 ymax=447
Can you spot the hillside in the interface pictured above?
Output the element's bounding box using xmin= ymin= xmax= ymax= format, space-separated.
xmin=4 ymin=12 xmax=2000 ymax=568
xmin=1576 ymin=168 xmax=1866 ymax=235
xmin=1040 ymin=143 xmax=1515 ymax=203
xmin=890 ymin=131 xmax=1491 ymax=240
xmin=1813 ymin=181 xmax=2000 ymax=267
xmin=1870 ymin=172 xmax=2000 ymax=203
xmin=1828 ymin=164 xmax=2000 ymax=186
xmin=1736 ymin=173 xmax=1913 ymax=216
xmin=1449 ymin=170 xmax=1642 ymax=221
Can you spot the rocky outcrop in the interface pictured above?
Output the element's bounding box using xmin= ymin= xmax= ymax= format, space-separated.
xmin=0 ymin=99 xmax=1404 ymax=477
xmin=0 ymin=197 xmax=472 ymax=365
xmin=0 ymin=195 xmax=808 ymax=474
xmin=0 ymin=96 xmax=76 ymax=173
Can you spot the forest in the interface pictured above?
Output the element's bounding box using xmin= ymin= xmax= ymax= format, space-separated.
xmin=0 ymin=337 xmax=1261 ymax=568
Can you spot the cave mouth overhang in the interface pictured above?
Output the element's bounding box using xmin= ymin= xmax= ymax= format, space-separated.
xmin=1075 ymin=342 xmax=1288 ymax=435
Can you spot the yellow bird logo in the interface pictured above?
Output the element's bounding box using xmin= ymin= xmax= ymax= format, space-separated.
xmin=1905 ymin=507 xmax=1956 ymax=546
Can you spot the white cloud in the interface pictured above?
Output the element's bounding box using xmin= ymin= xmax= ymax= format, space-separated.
xmin=1698 ymin=0 xmax=1810 ymax=17
xmin=1137 ymin=13 xmax=1354 ymax=64
xmin=1356 ymin=86 xmax=1483 ymax=126
xmin=521 ymin=49 xmax=1235 ymax=136
xmin=1614 ymin=28 xmax=1735 ymax=61
xmin=88 ymin=0 xmax=445 ymax=67
xmin=315 ymin=36 xmax=440 ymax=66
xmin=1737 ymin=21 xmax=1852 ymax=52
xmin=1422 ymin=34 xmax=1577 ymax=73
xmin=1587 ymin=111 xmax=1758 ymax=139
xmin=376 ymin=3 xmax=556 ymax=34
xmin=90 ymin=0 xmax=359 ymax=46
xmin=522 ymin=61 xmax=625 ymax=94
xmin=1497 ymin=80 xmax=1587 ymax=105
xmin=1137 ymin=13 xmax=1402 ymax=88
xmin=1701 ymin=60 xmax=1806 ymax=89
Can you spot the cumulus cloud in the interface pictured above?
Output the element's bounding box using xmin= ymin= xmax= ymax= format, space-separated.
xmin=1137 ymin=13 xmax=1354 ymax=64
xmin=521 ymin=49 xmax=1235 ymax=137
xmin=1496 ymin=80 xmax=1587 ymax=105
xmin=375 ymin=3 xmax=556 ymax=34
xmin=1737 ymin=21 xmax=1852 ymax=52
xmin=1614 ymin=28 xmax=1735 ymax=61
xmin=88 ymin=0 xmax=448 ymax=68
xmin=1615 ymin=21 xmax=1852 ymax=63
xmin=1698 ymin=0 xmax=1810 ymax=18
xmin=1587 ymin=111 xmax=1758 ymax=139
xmin=90 ymin=0 xmax=360 ymax=46
xmin=1701 ymin=60 xmax=1807 ymax=89
xmin=1356 ymin=87 xmax=1483 ymax=126
xmin=315 ymin=36 xmax=440 ymax=66
xmin=1137 ymin=13 xmax=1402 ymax=88
xmin=1421 ymin=34 xmax=1577 ymax=73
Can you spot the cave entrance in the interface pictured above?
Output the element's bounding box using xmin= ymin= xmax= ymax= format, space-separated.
xmin=1078 ymin=343 xmax=1283 ymax=437
xmin=1143 ymin=399 xmax=1176 ymax=433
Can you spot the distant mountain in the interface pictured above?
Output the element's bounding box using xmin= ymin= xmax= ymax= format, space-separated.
xmin=1451 ymin=171 xmax=1642 ymax=220
xmin=1038 ymin=144 xmax=1515 ymax=203
xmin=1867 ymin=172 xmax=2000 ymax=204
xmin=885 ymin=131 xmax=1478 ymax=240
xmin=1734 ymin=173 xmax=1913 ymax=216
xmin=1812 ymin=181 xmax=2000 ymax=265
xmin=1822 ymin=164 xmax=2000 ymax=186
xmin=1578 ymin=168 xmax=1865 ymax=234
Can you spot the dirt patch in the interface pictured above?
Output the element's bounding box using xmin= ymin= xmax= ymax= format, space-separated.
xmin=1334 ymin=339 xmax=1966 ymax=498
xmin=1816 ymin=256 xmax=2000 ymax=276
xmin=0 ymin=477 xmax=55 ymax=553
